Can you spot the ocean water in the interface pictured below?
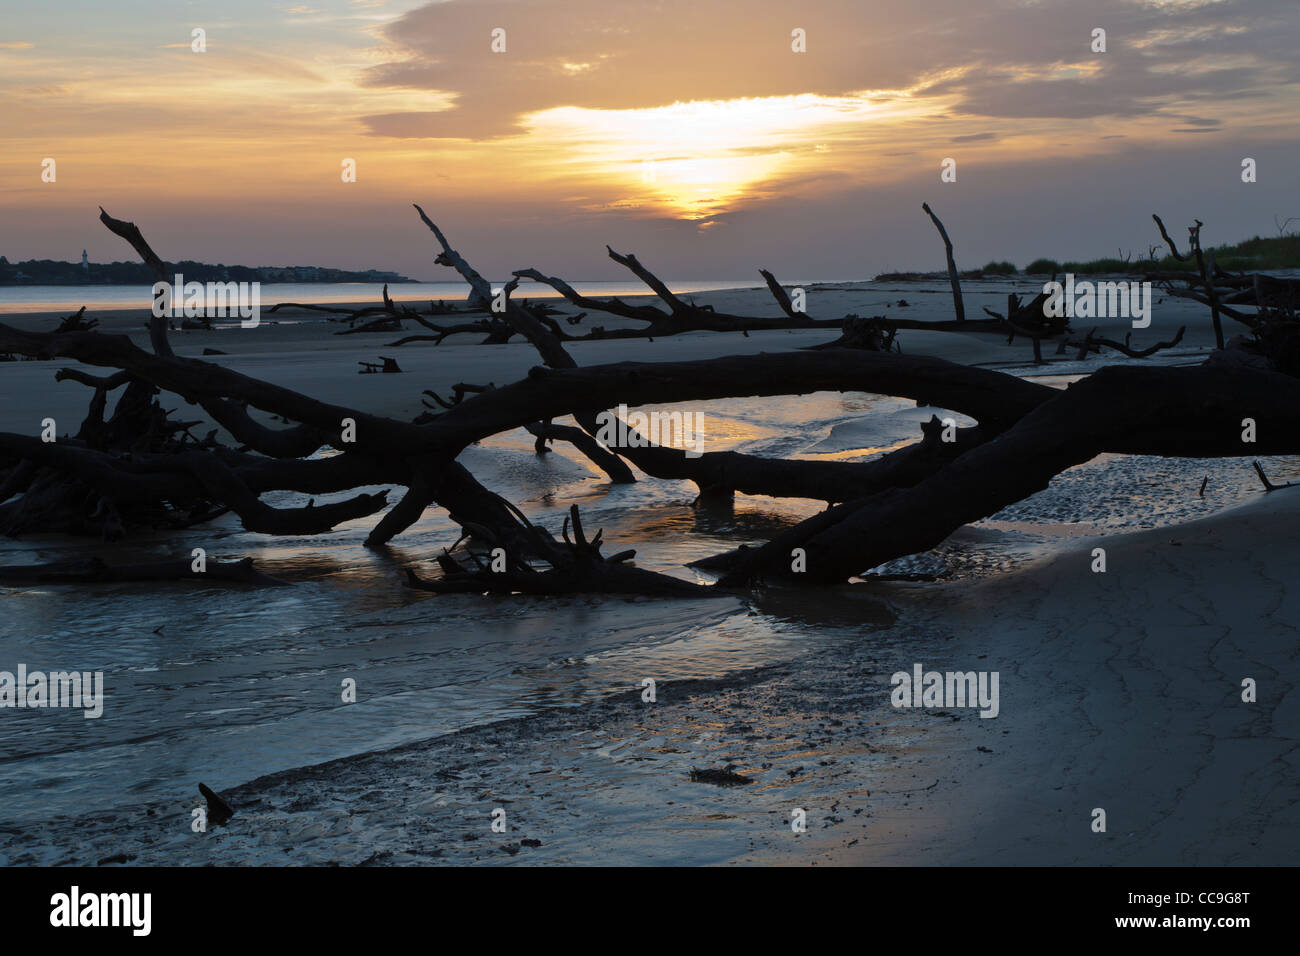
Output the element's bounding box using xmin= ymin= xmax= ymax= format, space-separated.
xmin=0 ymin=280 xmax=772 ymax=315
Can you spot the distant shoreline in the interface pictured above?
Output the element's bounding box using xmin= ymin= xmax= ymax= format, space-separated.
xmin=0 ymin=269 xmax=416 ymax=287
xmin=0 ymin=278 xmax=780 ymax=314
xmin=880 ymin=232 xmax=1300 ymax=279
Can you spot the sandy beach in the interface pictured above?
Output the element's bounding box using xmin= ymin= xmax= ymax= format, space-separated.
xmin=0 ymin=274 xmax=1225 ymax=436
xmin=2 ymin=487 xmax=1295 ymax=866
xmin=1 ymin=278 xmax=1295 ymax=866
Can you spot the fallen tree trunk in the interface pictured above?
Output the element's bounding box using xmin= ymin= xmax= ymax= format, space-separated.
xmin=6 ymin=203 xmax=1299 ymax=602
xmin=718 ymin=362 xmax=1300 ymax=586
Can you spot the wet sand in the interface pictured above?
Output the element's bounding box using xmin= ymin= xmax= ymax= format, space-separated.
xmin=3 ymin=490 xmax=1295 ymax=866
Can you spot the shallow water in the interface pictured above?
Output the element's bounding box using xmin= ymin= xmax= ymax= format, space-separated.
xmin=1 ymin=367 xmax=1294 ymax=830
xmin=0 ymin=390 xmax=890 ymax=825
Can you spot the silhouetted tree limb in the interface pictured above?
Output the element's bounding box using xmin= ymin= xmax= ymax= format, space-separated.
xmin=413 ymin=203 xmax=494 ymax=309
xmin=98 ymin=206 xmax=172 ymax=357
xmin=759 ymin=268 xmax=805 ymax=322
xmin=7 ymin=204 xmax=1300 ymax=602
xmin=1063 ymin=325 xmax=1187 ymax=359
xmin=717 ymin=364 xmax=1300 ymax=586
xmin=922 ymin=202 xmax=965 ymax=322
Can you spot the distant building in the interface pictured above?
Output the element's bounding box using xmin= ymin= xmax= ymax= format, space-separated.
xmin=81 ymin=249 xmax=88 ymax=271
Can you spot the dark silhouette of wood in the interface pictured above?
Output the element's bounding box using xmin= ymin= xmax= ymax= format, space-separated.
xmin=4 ymin=204 xmax=1300 ymax=599
xmin=716 ymin=363 xmax=1300 ymax=586
xmin=358 ymin=356 xmax=402 ymax=374
xmin=1153 ymin=214 xmax=1225 ymax=348
xmin=198 ymin=783 xmax=234 ymax=826
xmin=922 ymin=202 xmax=965 ymax=322
xmin=98 ymin=206 xmax=173 ymax=357
xmin=1064 ymin=325 xmax=1186 ymax=359
xmin=55 ymin=307 xmax=98 ymax=333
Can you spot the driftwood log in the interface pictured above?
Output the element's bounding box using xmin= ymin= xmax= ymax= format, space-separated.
xmin=1 ymin=206 xmax=1296 ymax=596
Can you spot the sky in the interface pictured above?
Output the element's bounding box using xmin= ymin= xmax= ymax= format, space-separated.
xmin=1 ymin=0 xmax=1298 ymax=281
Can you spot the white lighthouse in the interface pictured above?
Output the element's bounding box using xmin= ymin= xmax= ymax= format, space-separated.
xmin=81 ymin=249 xmax=89 ymax=271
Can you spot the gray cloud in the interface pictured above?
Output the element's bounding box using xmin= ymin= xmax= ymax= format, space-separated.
xmin=359 ymin=0 xmax=1299 ymax=139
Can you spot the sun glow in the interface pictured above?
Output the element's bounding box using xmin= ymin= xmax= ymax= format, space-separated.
xmin=526 ymin=92 xmax=929 ymax=220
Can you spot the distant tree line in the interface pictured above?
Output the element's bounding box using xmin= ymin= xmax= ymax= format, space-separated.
xmin=879 ymin=234 xmax=1300 ymax=281
xmin=0 ymin=256 xmax=414 ymax=286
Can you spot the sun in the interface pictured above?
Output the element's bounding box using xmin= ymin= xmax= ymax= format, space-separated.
xmin=524 ymin=93 xmax=908 ymax=219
